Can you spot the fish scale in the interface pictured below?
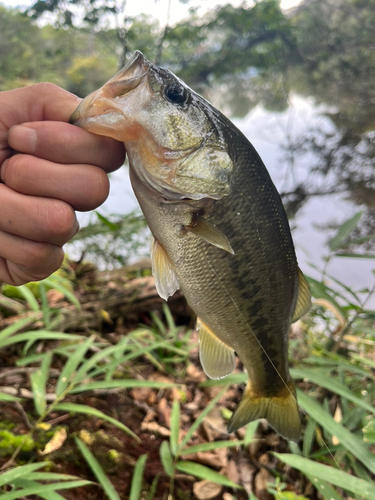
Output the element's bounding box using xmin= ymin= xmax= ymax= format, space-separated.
xmin=71 ymin=50 xmax=311 ymax=441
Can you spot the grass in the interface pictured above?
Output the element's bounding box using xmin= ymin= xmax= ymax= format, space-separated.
xmin=0 ymin=213 xmax=374 ymax=499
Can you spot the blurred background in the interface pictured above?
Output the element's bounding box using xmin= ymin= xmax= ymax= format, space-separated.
xmin=1 ymin=0 xmax=374 ymax=293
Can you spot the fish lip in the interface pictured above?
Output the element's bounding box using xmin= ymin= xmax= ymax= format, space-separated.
xmin=102 ymin=51 xmax=150 ymax=98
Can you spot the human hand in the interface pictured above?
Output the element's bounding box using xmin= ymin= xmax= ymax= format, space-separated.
xmin=0 ymin=83 xmax=125 ymax=286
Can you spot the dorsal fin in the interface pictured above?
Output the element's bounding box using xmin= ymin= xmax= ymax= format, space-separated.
xmin=151 ymin=237 xmax=179 ymax=301
xmin=197 ymin=318 xmax=236 ymax=380
xmin=292 ymin=268 xmax=311 ymax=323
xmin=186 ymin=217 xmax=234 ymax=254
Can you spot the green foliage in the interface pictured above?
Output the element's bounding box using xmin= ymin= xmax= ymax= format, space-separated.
xmin=67 ymin=209 xmax=149 ymax=268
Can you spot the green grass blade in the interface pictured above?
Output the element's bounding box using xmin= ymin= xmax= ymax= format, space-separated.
xmin=274 ymin=453 xmax=375 ymax=499
xmin=0 ymin=315 xmax=39 ymax=344
xmin=75 ymin=437 xmax=120 ymax=500
xmin=0 ymin=393 xmax=22 ymax=402
xmin=170 ymin=399 xmax=180 ymax=456
xmin=56 ymin=403 xmax=140 ymax=442
xmin=292 ymin=367 xmax=375 ymax=413
xmin=305 ymin=475 xmax=342 ymax=500
xmin=0 ymin=463 xmax=46 ymax=487
xmin=30 ymin=352 xmax=52 ymax=415
xmin=0 ymin=481 xmax=92 ymax=500
xmin=71 ymin=379 xmax=176 ymax=393
xmin=179 ymin=440 xmax=245 ymax=455
xmin=363 ymin=420 xmax=375 ymax=443
xmin=43 ymin=276 xmax=80 ymax=308
xmin=56 ymin=336 xmax=95 ymax=396
xmin=297 ymin=390 xmax=375 ymax=474
xmin=146 ymin=474 xmax=160 ymax=500
xmin=129 ymin=454 xmax=148 ymax=500
xmin=0 ymin=331 xmax=82 ymax=349
xmin=303 ymin=417 xmax=316 ymax=457
xmin=176 ymin=461 xmax=242 ymax=489
xmin=17 ymin=285 xmax=40 ymax=311
xmin=160 ymin=440 xmax=174 ymax=476
xmin=244 ymin=420 xmax=259 ymax=445
xmin=328 ymin=211 xmax=362 ymax=251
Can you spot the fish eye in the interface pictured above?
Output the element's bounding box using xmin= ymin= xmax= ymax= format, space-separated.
xmin=164 ymin=84 xmax=188 ymax=105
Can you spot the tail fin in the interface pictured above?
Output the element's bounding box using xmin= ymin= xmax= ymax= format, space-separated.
xmin=227 ymin=379 xmax=301 ymax=442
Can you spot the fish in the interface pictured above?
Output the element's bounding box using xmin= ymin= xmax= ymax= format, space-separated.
xmin=70 ymin=51 xmax=311 ymax=442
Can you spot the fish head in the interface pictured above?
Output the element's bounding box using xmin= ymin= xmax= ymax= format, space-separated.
xmin=71 ymin=51 xmax=233 ymax=200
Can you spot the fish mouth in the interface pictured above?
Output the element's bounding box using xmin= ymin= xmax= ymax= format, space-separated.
xmin=70 ymin=51 xmax=150 ymax=138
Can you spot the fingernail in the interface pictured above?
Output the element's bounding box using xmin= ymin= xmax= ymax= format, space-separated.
xmin=9 ymin=125 xmax=37 ymax=154
xmin=0 ymin=159 xmax=8 ymax=183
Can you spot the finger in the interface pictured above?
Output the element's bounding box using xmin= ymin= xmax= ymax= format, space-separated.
xmin=1 ymin=154 xmax=110 ymax=212
xmin=8 ymin=122 xmax=125 ymax=172
xmin=0 ymin=231 xmax=64 ymax=286
xmin=2 ymin=83 xmax=81 ymax=127
xmin=0 ymin=184 xmax=79 ymax=246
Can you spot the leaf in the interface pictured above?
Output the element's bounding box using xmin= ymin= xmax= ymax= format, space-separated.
xmin=274 ymin=453 xmax=375 ymax=500
xmin=291 ymin=367 xmax=375 ymax=414
xmin=129 ymin=454 xmax=148 ymax=500
xmin=363 ymin=420 xmax=375 ymax=443
xmin=95 ymin=211 xmax=120 ymax=231
xmin=0 ymin=463 xmax=46 ymax=487
xmin=55 ymin=403 xmax=140 ymax=442
xmin=328 ymin=211 xmax=362 ymax=252
xmin=302 ymin=417 xmax=316 ymax=457
xmin=39 ymin=428 xmax=67 ymax=455
xmin=160 ymin=440 xmax=174 ymax=476
xmin=179 ymin=440 xmax=245 ymax=456
xmin=0 ymin=392 xmax=22 ymax=402
xmin=0 ymin=481 xmax=92 ymax=500
xmin=170 ymin=399 xmax=180 ymax=456
xmin=70 ymin=379 xmax=176 ymax=393
xmin=305 ymin=475 xmax=342 ymax=500
xmin=176 ymin=461 xmax=242 ymax=489
xmin=75 ymin=437 xmax=120 ymax=500
xmin=56 ymin=336 xmax=95 ymax=396
xmin=0 ymin=314 xmax=40 ymax=345
xmin=0 ymin=331 xmax=83 ymax=349
xmin=297 ymin=390 xmax=375 ymax=474
xmin=335 ymin=252 xmax=375 ymax=259
xmin=244 ymin=420 xmax=259 ymax=445
xmin=30 ymin=352 xmax=52 ymax=416
xmin=17 ymin=285 xmax=40 ymax=311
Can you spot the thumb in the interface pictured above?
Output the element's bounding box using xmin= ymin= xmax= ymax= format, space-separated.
xmin=2 ymin=83 xmax=81 ymax=129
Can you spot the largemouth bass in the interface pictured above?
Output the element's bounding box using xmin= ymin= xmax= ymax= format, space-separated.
xmin=71 ymin=51 xmax=311 ymax=441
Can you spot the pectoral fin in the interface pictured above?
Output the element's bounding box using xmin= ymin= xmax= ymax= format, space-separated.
xmin=151 ymin=238 xmax=179 ymax=301
xmin=197 ymin=318 xmax=236 ymax=379
xmin=187 ymin=217 xmax=234 ymax=254
xmin=292 ymin=268 xmax=311 ymax=322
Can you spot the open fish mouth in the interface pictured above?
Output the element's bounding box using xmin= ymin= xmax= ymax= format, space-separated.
xmin=70 ymin=51 xmax=149 ymax=129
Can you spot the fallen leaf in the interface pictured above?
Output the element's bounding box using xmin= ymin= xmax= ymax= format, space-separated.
xmin=158 ymin=397 xmax=171 ymax=427
xmin=46 ymin=289 xmax=65 ymax=305
xmin=141 ymin=421 xmax=170 ymax=437
xmin=131 ymin=386 xmax=152 ymax=402
xmin=193 ymin=480 xmax=222 ymax=499
xmin=39 ymin=428 xmax=67 ymax=455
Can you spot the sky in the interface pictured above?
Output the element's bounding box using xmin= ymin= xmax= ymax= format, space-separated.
xmin=3 ymin=0 xmax=302 ymax=26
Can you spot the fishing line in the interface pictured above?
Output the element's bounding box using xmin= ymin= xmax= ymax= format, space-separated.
xmin=202 ymin=253 xmax=350 ymax=489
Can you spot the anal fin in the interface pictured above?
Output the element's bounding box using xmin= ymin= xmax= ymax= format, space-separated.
xmin=197 ymin=318 xmax=236 ymax=380
xmin=187 ymin=217 xmax=234 ymax=254
xmin=151 ymin=237 xmax=179 ymax=301
xmin=292 ymin=268 xmax=311 ymax=323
